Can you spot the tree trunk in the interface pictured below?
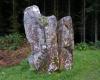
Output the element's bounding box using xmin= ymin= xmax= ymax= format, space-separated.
xmin=43 ymin=0 xmax=45 ymax=15
xmin=82 ymin=0 xmax=86 ymax=42
xmin=54 ymin=0 xmax=58 ymax=19
xmin=68 ymin=0 xmax=71 ymax=16
xmin=11 ymin=0 xmax=20 ymax=32
xmin=94 ymin=0 xmax=98 ymax=44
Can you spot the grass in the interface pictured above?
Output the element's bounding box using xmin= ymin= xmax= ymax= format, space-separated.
xmin=0 ymin=50 xmax=100 ymax=80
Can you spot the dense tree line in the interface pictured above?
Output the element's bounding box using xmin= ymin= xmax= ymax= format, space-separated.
xmin=0 ymin=0 xmax=100 ymax=43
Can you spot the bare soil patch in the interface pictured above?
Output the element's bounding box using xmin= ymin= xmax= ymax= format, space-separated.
xmin=0 ymin=44 xmax=31 ymax=67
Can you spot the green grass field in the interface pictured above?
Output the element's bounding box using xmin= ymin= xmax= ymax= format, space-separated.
xmin=0 ymin=50 xmax=100 ymax=80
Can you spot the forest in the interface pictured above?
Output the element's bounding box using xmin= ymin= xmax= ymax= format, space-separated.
xmin=0 ymin=0 xmax=100 ymax=43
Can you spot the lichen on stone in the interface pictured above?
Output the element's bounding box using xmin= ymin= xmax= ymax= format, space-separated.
xmin=38 ymin=16 xmax=48 ymax=27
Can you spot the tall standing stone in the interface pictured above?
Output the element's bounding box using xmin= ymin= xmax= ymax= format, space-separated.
xmin=24 ymin=5 xmax=74 ymax=73
xmin=24 ymin=5 xmax=59 ymax=72
xmin=57 ymin=16 xmax=74 ymax=70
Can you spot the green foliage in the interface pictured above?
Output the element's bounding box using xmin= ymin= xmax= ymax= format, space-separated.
xmin=75 ymin=42 xmax=89 ymax=51
xmin=75 ymin=41 xmax=100 ymax=50
xmin=0 ymin=50 xmax=100 ymax=80
xmin=0 ymin=33 xmax=24 ymax=50
xmin=9 ymin=16 xmax=21 ymax=32
xmin=87 ymin=42 xmax=96 ymax=50
xmin=95 ymin=41 xmax=100 ymax=49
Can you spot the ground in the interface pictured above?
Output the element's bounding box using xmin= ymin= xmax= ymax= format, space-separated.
xmin=0 ymin=50 xmax=100 ymax=80
xmin=0 ymin=44 xmax=31 ymax=67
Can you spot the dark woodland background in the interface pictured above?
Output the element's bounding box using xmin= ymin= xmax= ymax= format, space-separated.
xmin=0 ymin=0 xmax=100 ymax=43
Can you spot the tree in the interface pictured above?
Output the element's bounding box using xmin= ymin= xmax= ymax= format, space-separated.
xmin=86 ymin=0 xmax=99 ymax=43
xmin=94 ymin=0 xmax=98 ymax=44
xmin=9 ymin=0 xmax=20 ymax=32
xmin=54 ymin=0 xmax=58 ymax=19
xmin=42 ymin=0 xmax=45 ymax=15
xmin=25 ymin=0 xmax=31 ymax=5
xmin=68 ymin=0 xmax=71 ymax=16
xmin=0 ymin=1 xmax=4 ymax=34
xmin=82 ymin=0 xmax=86 ymax=42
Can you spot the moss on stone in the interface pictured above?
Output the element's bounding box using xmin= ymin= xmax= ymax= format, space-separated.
xmin=38 ymin=16 xmax=48 ymax=27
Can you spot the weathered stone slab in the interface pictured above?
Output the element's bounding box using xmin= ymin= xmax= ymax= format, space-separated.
xmin=24 ymin=5 xmax=59 ymax=72
xmin=57 ymin=16 xmax=74 ymax=70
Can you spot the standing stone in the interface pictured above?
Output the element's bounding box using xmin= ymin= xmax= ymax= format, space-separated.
xmin=24 ymin=5 xmax=74 ymax=73
xmin=57 ymin=16 xmax=74 ymax=70
xmin=24 ymin=5 xmax=59 ymax=72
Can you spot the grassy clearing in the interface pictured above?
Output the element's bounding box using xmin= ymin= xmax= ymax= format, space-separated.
xmin=0 ymin=50 xmax=100 ymax=80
